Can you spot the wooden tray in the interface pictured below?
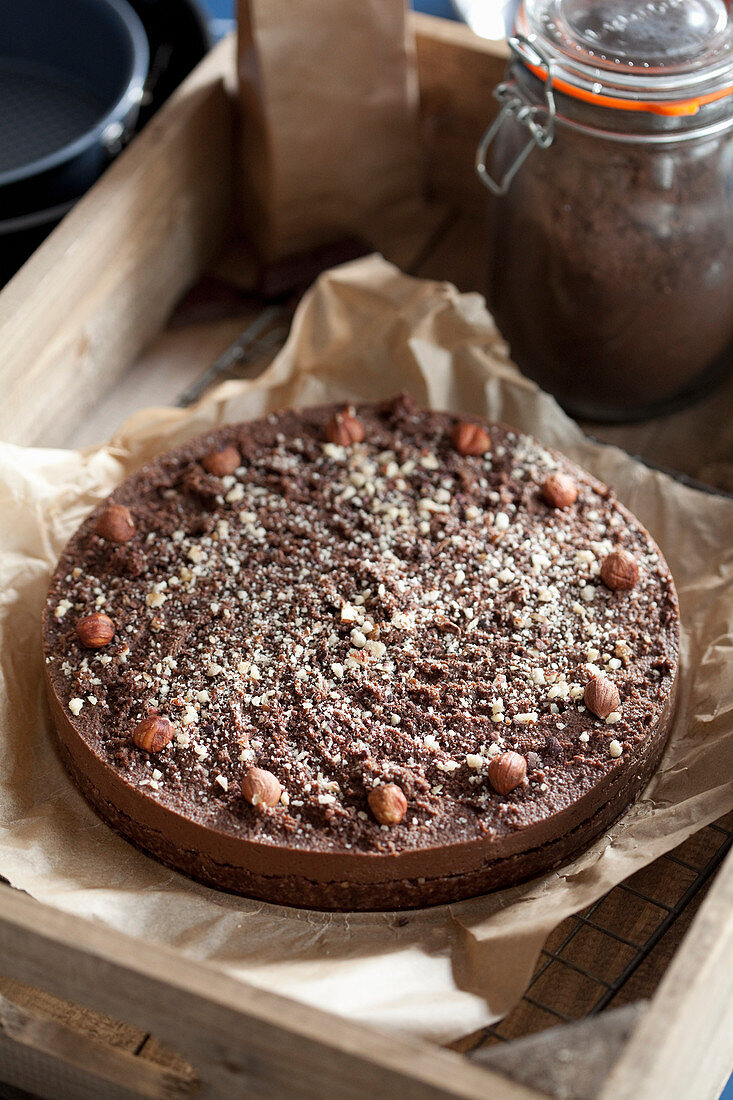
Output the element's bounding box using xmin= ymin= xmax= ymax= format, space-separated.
xmin=0 ymin=17 xmax=731 ymax=1099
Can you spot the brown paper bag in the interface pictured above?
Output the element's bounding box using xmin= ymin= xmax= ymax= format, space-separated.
xmin=236 ymin=0 xmax=424 ymax=264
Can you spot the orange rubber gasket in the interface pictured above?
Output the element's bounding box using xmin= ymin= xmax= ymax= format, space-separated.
xmin=525 ymin=59 xmax=733 ymax=116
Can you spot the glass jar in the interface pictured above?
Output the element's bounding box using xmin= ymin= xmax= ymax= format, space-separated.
xmin=477 ymin=0 xmax=733 ymax=421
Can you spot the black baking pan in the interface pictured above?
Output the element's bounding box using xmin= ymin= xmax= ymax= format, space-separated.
xmin=127 ymin=0 xmax=211 ymax=127
xmin=0 ymin=201 xmax=75 ymax=286
xmin=0 ymin=0 xmax=149 ymax=217
xmin=0 ymin=0 xmax=149 ymax=279
xmin=0 ymin=0 xmax=216 ymax=286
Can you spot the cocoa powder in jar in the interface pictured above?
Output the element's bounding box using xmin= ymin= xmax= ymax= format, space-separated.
xmin=485 ymin=80 xmax=733 ymax=420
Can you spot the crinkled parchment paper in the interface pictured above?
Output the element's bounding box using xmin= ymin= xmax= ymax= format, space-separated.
xmin=1 ymin=255 xmax=731 ymax=1043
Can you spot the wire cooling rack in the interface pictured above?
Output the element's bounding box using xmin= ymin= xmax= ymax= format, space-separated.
xmin=181 ymin=307 xmax=733 ymax=1050
xmin=176 ymin=305 xmax=294 ymax=408
xmin=463 ymin=818 xmax=733 ymax=1049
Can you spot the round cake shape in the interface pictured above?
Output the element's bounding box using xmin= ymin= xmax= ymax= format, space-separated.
xmin=43 ymin=395 xmax=679 ymax=910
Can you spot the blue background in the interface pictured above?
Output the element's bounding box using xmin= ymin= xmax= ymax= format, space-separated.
xmin=200 ymin=0 xmax=459 ymax=35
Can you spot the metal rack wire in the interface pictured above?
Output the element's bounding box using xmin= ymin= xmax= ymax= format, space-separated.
xmin=473 ymin=818 xmax=733 ymax=1047
xmin=176 ymin=305 xmax=293 ymax=408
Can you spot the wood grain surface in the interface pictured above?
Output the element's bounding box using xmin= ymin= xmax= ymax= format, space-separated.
xmin=0 ymin=886 xmax=540 ymax=1100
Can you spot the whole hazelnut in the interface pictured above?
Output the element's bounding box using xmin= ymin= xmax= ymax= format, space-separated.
xmin=368 ymin=783 xmax=407 ymax=826
xmin=96 ymin=504 xmax=135 ymax=543
xmin=451 ymin=421 xmax=491 ymax=456
xmin=76 ymin=612 xmax=115 ymax=649
xmin=601 ymin=548 xmax=639 ymax=591
xmin=241 ymin=767 xmax=282 ymax=808
xmin=202 ymin=445 xmax=241 ymax=477
xmin=584 ymin=676 xmax=620 ymax=719
xmin=325 ymin=408 xmax=365 ymax=446
xmin=133 ymin=715 xmax=174 ymax=753
xmin=487 ymin=751 xmax=527 ymax=795
xmin=541 ymin=473 xmax=578 ymax=509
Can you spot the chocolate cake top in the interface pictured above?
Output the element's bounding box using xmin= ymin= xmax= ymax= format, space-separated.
xmin=43 ymin=396 xmax=679 ymax=857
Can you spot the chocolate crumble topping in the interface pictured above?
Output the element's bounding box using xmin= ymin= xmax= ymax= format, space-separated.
xmin=43 ymin=396 xmax=679 ymax=904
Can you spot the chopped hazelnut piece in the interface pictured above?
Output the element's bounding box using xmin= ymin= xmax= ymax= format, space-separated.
xmin=202 ymin=445 xmax=241 ymax=477
xmin=601 ymin=548 xmax=639 ymax=591
xmin=96 ymin=504 xmax=135 ymax=543
xmin=242 ymin=767 xmax=282 ymax=808
xmin=76 ymin=612 xmax=115 ymax=649
xmin=541 ymin=473 xmax=578 ymax=509
xmin=368 ymin=784 xmax=407 ymax=826
xmin=487 ymin=751 xmax=527 ymax=795
xmin=451 ymin=421 xmax=491 ymax=456
xmin=584 ymin=676 xmax=620 ymax=719
xmin=133 ymin=716 xmax=174 ymax=753
xmin=325 ymin=408 xmax=364 ymax=446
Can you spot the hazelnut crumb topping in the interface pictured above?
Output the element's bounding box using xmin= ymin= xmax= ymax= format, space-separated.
xmin=44 ymin=400 xmax=677 ymax=857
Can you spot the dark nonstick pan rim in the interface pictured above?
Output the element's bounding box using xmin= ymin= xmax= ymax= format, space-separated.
xmin=0 ymin=199 xmax=76 ymax=235
xmin=0 ymin=0 xmax=150 ymax=189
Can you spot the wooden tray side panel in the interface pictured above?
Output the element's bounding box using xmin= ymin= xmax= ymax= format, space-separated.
xmin=0 ymin=39 xmax=236 ymax=449
xmin=413 ymin=14 xmax=507 ymax=212
xmin=0 ymin=886 xmax=540 ymax=1100
xmin=0 ymin=991 xmax=193 ymax=1100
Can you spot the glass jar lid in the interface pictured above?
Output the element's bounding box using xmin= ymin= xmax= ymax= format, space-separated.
xmin=517 ymin=0 xmax=733 ymax=112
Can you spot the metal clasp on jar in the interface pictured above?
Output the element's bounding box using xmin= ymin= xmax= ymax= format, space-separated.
xmin=476 ymin=35 xmax=556 ymax=196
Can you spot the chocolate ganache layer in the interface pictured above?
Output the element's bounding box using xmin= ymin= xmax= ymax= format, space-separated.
xmin=43 ymin=396 xmax=679 ymax=910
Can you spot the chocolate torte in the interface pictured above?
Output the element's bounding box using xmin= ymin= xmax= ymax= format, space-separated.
xmin=43 ymin=396 xmax=679 ymax=910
